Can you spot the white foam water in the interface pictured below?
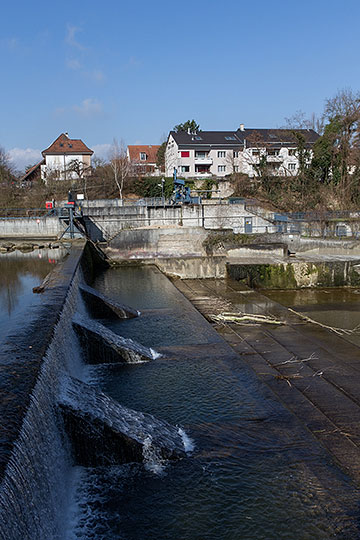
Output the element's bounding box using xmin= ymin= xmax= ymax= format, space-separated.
xmin=142 ymin=436 xmax=166 ymax=475
xmin=178 ymin=428 xmax=195 ymax=453
xmin=150 ymin=348 xmax=162 ymax=360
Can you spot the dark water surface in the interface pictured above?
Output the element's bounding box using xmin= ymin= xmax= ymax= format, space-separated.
xmin=68 ymin=267 xmax=360 ymax=540
xmin=0 ymin=249 xmax=64 ymax=342
xmin=264 ymin=288 xmax=360 ymax=348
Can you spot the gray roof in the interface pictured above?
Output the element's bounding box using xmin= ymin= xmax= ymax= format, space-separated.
xmin=170 ymin=128 xmax=319 ymax=149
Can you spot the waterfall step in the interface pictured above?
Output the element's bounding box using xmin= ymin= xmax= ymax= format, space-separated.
xmin=73 ymin=314 xmax=159 ymax=363
xmin=79 ymin=283 xmax=139 ymax=319
xmin=58 ymin=376 xmax=186 ymax=466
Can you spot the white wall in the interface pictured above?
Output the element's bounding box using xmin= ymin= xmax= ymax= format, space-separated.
xmin=165 ymin=138 xmax=310 ymax=179
xmin=42 ymin=154 xmax=90 ymax=181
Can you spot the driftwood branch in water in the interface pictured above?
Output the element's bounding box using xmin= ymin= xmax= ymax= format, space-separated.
xmin=210 ymin=312 xmax=285 ymax=326
xmin=287 ymin=308 xmax=360 ymax=336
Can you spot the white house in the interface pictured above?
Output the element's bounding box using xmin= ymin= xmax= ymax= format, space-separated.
xmin=41 ymin=133 xmax=94 ymax=182
xmin=165 ymin=125 xmax=319 ymax=179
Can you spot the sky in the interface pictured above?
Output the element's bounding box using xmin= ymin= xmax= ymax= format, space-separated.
xmin=1 ymin=0 xmax=360 ymax=172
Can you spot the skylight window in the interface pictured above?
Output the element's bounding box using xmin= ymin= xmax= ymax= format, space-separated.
xmin=192 ymin=136 xmax=202 ymax=140
xmin=225 ymin=136 xmax=236 ymax=140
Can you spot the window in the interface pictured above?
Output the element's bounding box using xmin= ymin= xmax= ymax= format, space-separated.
xmin=195 ymin=151 xmax=208 ymax=158
xmin=140 ymin=152 xmax=147 ymax=160
xmin=217 ymin=151 xmax=226 ymax=158
xmin=180 ymin=165 xmax=190 ymax=173
xmin=267 ymin=149 xmax=280 ymax=156
xmin=225 ymin=136 xmax=236 ymax=140
xmin=218 ymin=165 xmax=226 ymax=172
xmin=234 ymin=165 xmax=239 ymax=172
xmin=251 ymin=149 xmax=260 ymax=156
xmin=289 ymin=163 xmax=297 ymax=171
xmin=192 ymin=135 xmax=202 ymax=140
xmin=233 ymin=151 xmax=239 ymax=158
xmin=181 ymin=151 xmax=190 ymax=158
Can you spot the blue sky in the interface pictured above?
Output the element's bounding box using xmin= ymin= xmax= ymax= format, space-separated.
xmin=1 ymin=0 xmax=360 ymax=171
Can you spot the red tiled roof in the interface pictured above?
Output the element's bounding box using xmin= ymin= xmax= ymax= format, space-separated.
xmin=42 ymin=133 xmax=93 ymax=156
xmin=128 ymin=145 xmax=160 ymax=164
xmin=20 ymin=159 xmax=45 ymax=182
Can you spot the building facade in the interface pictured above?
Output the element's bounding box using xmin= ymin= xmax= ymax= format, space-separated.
xmin=41 ymin=133 xmax=93 ymax=182
xmin=165 ymin=126 xmax=319 ymax=179
xmin=127 ymin=145 xmax=161 ymax=176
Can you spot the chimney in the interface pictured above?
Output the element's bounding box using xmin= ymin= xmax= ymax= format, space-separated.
xmin=239 ymin=124 xmax=245 ymax=132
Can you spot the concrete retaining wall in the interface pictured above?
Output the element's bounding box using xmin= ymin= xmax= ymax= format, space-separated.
xmin=84 ymin=202 xmax=276 ymax=237
xmin=227 ymin=260 xmax=360 ymax=289
xmin=0 ymin=217 xmax=64 ymax=239
xmin=106 ymin=227 xmax=209 ymax=259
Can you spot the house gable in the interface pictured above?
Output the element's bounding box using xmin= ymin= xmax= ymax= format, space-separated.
xmin=42 ymin=133 xmax=93 ymax=157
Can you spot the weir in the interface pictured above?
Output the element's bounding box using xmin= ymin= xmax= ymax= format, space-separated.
xmin=79 ymin=282 xmax=140 ymax=319
xmin=0 ymin=242 xmax=187 ymax=540
xmin=2 ymin=240 xmax=360 ymax=538
xmin=72 ymin=315 xmax=160 ymax=364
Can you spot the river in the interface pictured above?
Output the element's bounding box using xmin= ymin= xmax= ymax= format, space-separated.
xmin=1 ymin=256 xmax=360 ymax=539
xmin=67 ymin=267 xmax=360 ymax=540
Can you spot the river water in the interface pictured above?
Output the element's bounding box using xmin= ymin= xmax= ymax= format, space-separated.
xmin=0 ymin=248 xmax=65 ymax=342
xmin=67 ymin=267 xmax=360 ymax=540
xmin=264 ymin=288 xmax=360 ymax=348
xmin=1 ymin=256 xmax=360 ymax=539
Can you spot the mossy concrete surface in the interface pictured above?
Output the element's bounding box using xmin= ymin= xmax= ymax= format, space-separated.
xmin=227 ymin=260 xmax=360 ymax=289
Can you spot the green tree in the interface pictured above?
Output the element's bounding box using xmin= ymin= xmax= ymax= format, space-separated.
xmin=156 ymin=141 xmax=166 ymax=171
xmin=174 ymin=119 xmax=200 ymax=133
xmin=310 ymin=118 xmax=342 ymax=185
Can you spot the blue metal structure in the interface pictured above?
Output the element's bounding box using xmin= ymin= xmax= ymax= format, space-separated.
xmin=171 ymin=168 xmax=201 ymax=205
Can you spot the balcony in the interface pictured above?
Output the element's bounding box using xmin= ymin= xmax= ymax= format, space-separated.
xmin=194 ymin=156 xmax=213 ymax=165
xmin=266 ymin=154 xmax=283 ymax=162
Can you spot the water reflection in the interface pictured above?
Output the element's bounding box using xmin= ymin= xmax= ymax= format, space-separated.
xmin=264 ymin=288 xmax=360 ymax=347
xmin=0 ymin=249 xmax=65 ymax=338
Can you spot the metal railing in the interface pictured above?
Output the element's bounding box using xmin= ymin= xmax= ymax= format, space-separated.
xmin=0 ymin=208 xmax=52 ymax=219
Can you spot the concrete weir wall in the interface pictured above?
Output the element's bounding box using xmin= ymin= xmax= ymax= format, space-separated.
xmin=227 ymin=259 xmax=360 ymax=289
xmin=106 ymin=227 xmax=209 ymax=259
xmin=0 ymin=243 xmax=86 ymax=538
xmin=0 ymin=243 xmax=85 ymax=476
xmin=0 ymin=216 xmax=63 ymax=239
xmin=82 ymin=201 xmax=276 ymax=237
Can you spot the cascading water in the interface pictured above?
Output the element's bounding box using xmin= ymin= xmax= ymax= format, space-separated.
xmin=0 ymin=258 xmax=189 ymax=540
xmin=72 ymin=314 xmax=161 ymax=364
xmin=142 ymin=435 xmax=166 ymax=474
xmin=0 ymin=274 xmax=82 ymax=540
xmin=3 ymin=252 xmax=360 ymax=540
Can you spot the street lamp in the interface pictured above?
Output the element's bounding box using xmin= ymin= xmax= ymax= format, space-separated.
xmin=157 ymin=178 xmax=165 ymax=206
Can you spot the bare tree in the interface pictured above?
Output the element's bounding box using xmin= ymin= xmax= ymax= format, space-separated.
xmin=0 ymin=146 xmax=14 ymax=184
xmin=109 ymin=139 xmax=131 ymax=200
xmin=66 ymin=158 xmax=92 ymax=199
xmin=283 ymin=110 xmax=324 ymax=134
